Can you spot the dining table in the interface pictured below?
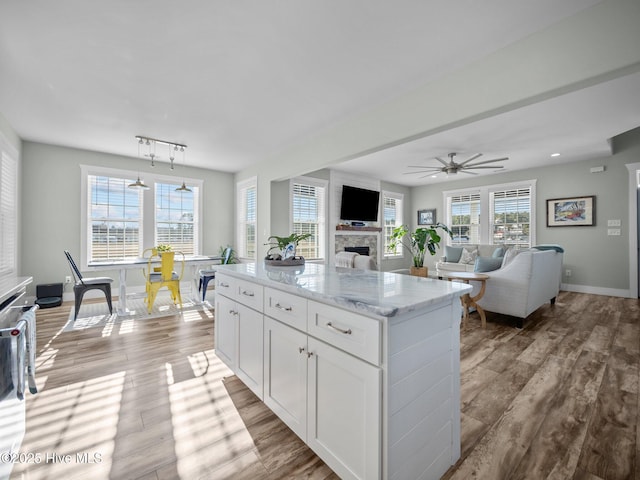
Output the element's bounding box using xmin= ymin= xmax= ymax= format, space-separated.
xmin=87 ymin=254 xmax=223 ymax=315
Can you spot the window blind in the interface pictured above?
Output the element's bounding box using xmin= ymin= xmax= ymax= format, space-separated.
xmin=0 ymin=151 xmax=17 ymax=276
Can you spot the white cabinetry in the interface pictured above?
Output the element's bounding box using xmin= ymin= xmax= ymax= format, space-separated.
xmin=263 ymin=316 xmax=308 ymax=438
xmin=215 ymin=268 xmax=463 ymax=480
xmin=263 ymin=316 xmax=380 ymax=480
xmin=215 ymin=276 xmax=264 ymax=399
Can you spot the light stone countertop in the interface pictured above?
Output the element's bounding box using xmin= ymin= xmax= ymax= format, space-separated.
xmin=215 ymin=262 xmax=471 ymax=318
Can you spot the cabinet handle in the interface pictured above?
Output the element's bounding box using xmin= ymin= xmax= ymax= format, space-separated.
xmin=307 ymin=351 xmax=314 ymax=358
xmin=229 ymin=309 xmax=238 ymax=315
xmin=326 ymin=322 xmax=352 ymax=335
xmin=275 ymin=303 xmax=292 ymax=312
xmin=219 ymin=282 xmax=229 ymax=288
xmin=242 ymin=290 xmax=255 ymax=297
xmin=298 ymin=346 xmax=305 ymax=354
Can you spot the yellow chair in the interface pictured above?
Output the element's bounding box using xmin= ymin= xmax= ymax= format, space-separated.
xmin=144 ymin=249 xmax=185 ymax=313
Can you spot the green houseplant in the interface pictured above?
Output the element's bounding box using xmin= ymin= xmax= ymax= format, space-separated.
xmin=388 ymin=223 xmax=453 ymax=276
xmin=265 ymin=233 xmax=312 ymax=265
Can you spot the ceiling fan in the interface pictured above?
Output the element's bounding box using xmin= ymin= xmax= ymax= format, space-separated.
xmin=405 ymin=152 xmax=508 ymax=177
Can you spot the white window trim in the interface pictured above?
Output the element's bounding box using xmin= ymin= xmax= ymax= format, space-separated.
xmin=236 ymin=176 xmax=258 ymax=261
xmin=442 ymin=179 xmax=536 ymax=246
xmin=382 ymin=190 xmax=404 ymax=258
xmin=289 ymin=176 xmax=328 ymax=261
xmin=80 ymin=164 xmax=203 ymax=269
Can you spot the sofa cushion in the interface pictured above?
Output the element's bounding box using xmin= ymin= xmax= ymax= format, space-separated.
xmin=443 ymin=245 xmax=464 ymax=263
xmin=460 ymin=247 xmax=478 ymax=265
xmin=474 ymin=256 xmax=503 ymax=272
xmin=492 ymin=247 xmax=505 ymax=258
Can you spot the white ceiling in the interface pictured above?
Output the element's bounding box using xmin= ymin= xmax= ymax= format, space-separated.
xmin=1 ymin=0 xmax=639 ymax=185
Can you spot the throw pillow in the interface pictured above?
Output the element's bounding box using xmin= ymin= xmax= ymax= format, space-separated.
xmin=492 ymin=247 xmax=505 ymax=258
xmin=443 ymin=245 xmax=463 ymax=263
xmin=501 ymin=247 xmax=522 ymax=267
xmin=459 ymin=247 xmax=478 ymax=265
xmin=474 ymin=256 xmax=503 ymax=272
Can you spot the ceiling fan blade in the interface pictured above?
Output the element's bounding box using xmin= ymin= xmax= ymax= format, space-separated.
xmin=464 ymin=165 xmax=505 ymax=169
xmin=465 ymin=157 xmax=509 ymax=167
xmin=407 ymin=165 xmax=442 ymax=169
xmin=434 ymin=156 xmax=450 ymax=167
xmin=458 ymin=153 xmax=483 ymax=166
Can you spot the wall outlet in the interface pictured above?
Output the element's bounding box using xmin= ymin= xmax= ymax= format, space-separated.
xmin=65 ymin=275 xmax=72 ymax=284
xmin=565 ymin=269 xmax=572 ymax=277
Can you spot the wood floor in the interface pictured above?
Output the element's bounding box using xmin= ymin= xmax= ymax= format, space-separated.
xmin=10 ymin=291 xmax=640 ymax=479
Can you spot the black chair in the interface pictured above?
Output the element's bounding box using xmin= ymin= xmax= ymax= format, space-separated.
xmin=198 ymin=247 xmax=232 ymax=301
xmin=64 ymin=250 xmax=114 ymax=320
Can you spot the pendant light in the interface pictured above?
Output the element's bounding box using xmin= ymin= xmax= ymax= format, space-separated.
xmin=128 ymin=138 xmax=150 ymax=189
xmin=175 ymin=146 xmax=192 ymax=193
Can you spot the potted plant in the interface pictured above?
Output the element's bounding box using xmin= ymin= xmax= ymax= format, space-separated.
xmin=265 ymin=233 xmax=312 ymax=266
xmin=388 ymin=223 xmax=453 ymax=277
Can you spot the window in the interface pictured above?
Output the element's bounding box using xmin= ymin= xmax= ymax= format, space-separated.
xmin=0 ymin=146 xmax=17 ymax=277
xmin=81 ymin=165 xmax=203 ymax=266
xmin=237 ymin=177 xmax=257 ymax=259
xmin=290 ymin=177 xmax=327 ymax=260
xmin=491 ymin=187 xmax=532 ymax=248
xmin=88 ymin=174 xmax=142 ymax=262
xmin=383 ymin=191 xmax=403 ymax=257
xmin=444 ymin=180 xmax=536 ymax=248
xmin=449 ymin=193 xmax=481 ymax=244
xmin=156 ymin=183 xmax=198 ymax=255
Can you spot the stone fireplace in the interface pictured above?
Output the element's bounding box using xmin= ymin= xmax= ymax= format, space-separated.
xmin=335 ymin=234 xmax=378 ymax=259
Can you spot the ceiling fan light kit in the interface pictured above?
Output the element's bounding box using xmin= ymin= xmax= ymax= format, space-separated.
xmin=406 ymin=152 xmax=509 ymax=177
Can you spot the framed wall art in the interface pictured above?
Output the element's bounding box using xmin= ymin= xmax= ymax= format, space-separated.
xmin=418 ymin=209 xmax=436 ymax=225
xmin=546 ymin=195 xmax=595 ymax=227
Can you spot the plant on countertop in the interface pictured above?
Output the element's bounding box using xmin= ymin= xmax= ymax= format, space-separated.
xmin=388 ymin=223 xmax=453 ymax=268
xmin=155 ymin=244 xmax=173 ymax=252
xmin=265 ymin=233 xmax=312 ymax=260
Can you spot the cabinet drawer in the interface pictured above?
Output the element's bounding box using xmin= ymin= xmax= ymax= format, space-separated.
xmin=215 ymin=274 xmax=237 ymax=299
xmin=264 ymin=287 xmax=307 ymax=331
xmin=234 ymin=279 xmax=264 ymax=311
xmin=308 ymin=301 xmax=381 ymax=365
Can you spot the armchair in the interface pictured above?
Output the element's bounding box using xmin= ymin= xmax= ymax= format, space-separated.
xmin=476 ymin=247 xmax=563 ymax=328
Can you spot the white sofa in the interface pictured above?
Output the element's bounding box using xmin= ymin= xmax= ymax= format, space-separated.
xmin=436 ymin=244 xmax=508 ymax=274
xmin=335 ymin=251 xmax=378 ymax=270
xmin=477 ymin=247 xmax=563 ymax=328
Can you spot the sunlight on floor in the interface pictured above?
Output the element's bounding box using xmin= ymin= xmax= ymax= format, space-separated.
xmin=15 ymin=372 xmax=126 ymax=479
xmin=167 ymin=348 xmax=256 ymax=478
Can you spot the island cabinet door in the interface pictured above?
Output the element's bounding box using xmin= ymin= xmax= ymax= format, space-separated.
xmin=263 ymin=317 xmax=308 ymax=440
xmin=307 ymin=337 xmax=381 ymax=480
xmin=215 ymin=294 xmax=238 ymax=370
xmin=236 ymin=303 xmax=264 ymax=400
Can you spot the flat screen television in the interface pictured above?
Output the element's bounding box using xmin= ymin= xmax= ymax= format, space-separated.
xmin=339 ymin=185 xmax=380 ymax=222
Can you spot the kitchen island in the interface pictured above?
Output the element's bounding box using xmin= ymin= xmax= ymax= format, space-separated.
xmin=214 ymin=262 xmax=471 ymax=480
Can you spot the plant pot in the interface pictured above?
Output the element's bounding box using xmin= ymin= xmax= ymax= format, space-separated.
xmin=410 ymin=266 xmax=428 ymax=277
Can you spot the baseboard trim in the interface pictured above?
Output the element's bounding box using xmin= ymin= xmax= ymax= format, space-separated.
xmin=561 ymin=283 xmax=633 ymax=299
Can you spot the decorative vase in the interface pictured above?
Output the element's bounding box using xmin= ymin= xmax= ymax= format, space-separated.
xmin=410 ymin=266 xmax=428 ymax=277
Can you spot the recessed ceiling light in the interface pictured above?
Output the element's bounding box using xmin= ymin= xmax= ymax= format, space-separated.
xmin=550 ymin=152 xmax=561 ymax=157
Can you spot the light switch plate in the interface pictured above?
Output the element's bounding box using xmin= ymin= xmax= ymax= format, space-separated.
xmin=607 ymin=229 xmax=621 ymax=236
xmin=607 ymin=219 xmax=621 ymax=227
